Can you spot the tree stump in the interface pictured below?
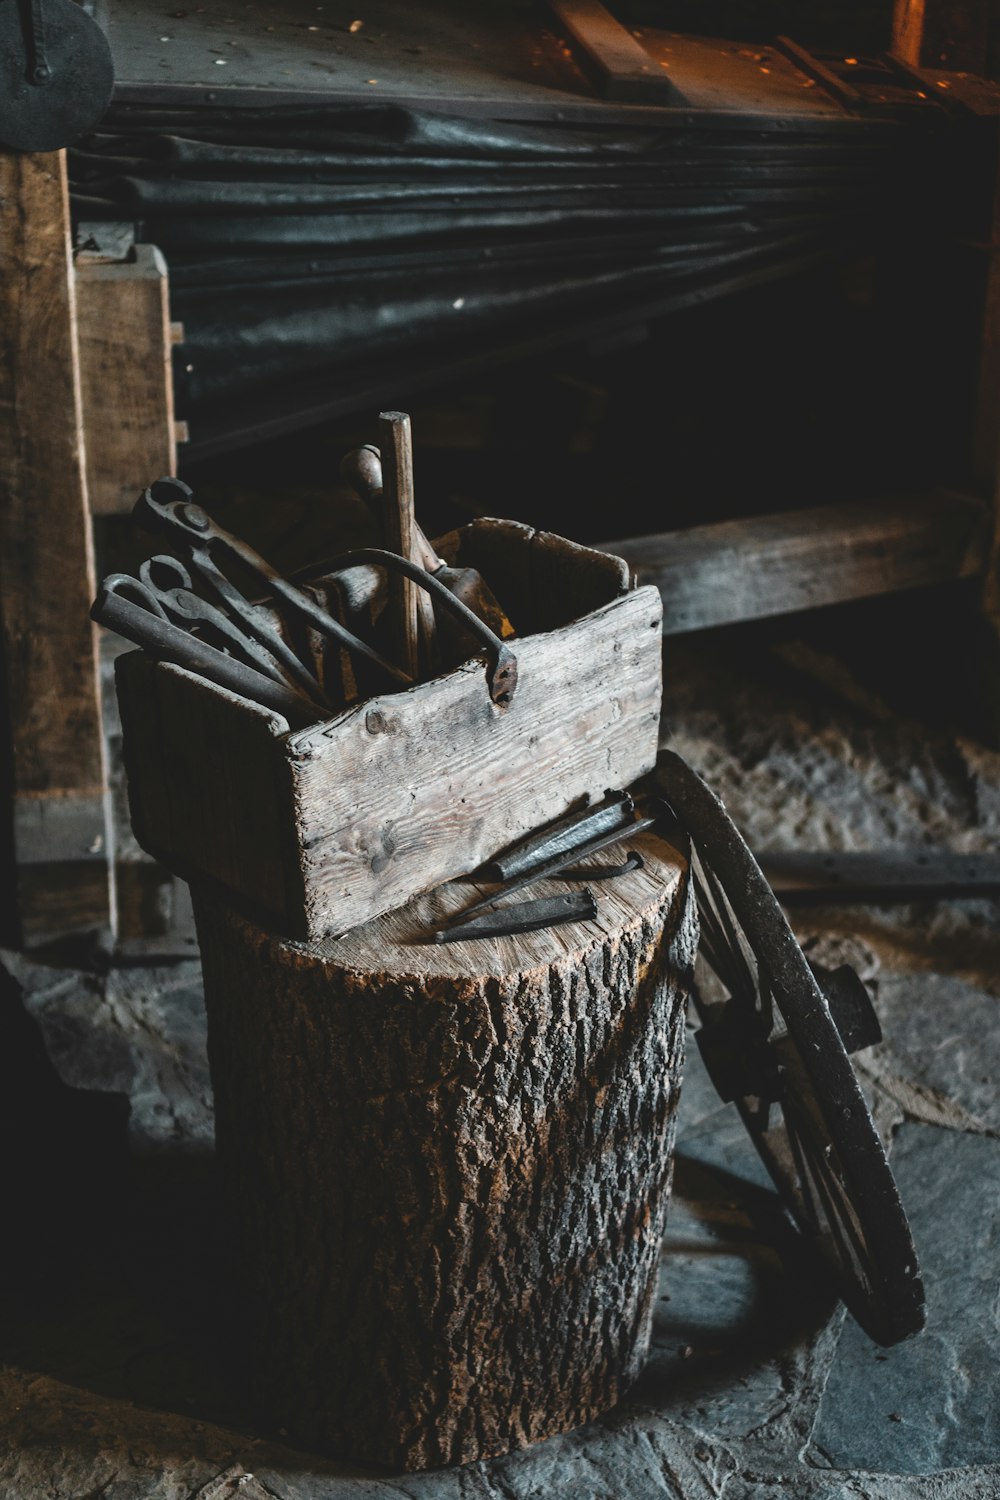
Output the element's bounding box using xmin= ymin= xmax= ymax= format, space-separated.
xmin=192 ymin=830 xmax=696 ymax=1471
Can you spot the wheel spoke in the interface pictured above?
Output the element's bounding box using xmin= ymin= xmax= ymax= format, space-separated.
xmin=656 ymin=749 xmax=925 ymax=1345
xmin=698 ymin=855 xmax=759 ymax=1006
xmin=784 ymin=1095 xmax=875 ymax=1288
xmin=784 ymin=1107 xmax=824 ymax=1232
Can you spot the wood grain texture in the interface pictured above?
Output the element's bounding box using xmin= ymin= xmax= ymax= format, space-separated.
xmin=0 ymin=149 xmax=112 ymax=937
xmin=287 ymin=583 xmax=662 ymax=939
xmin=114 ymin=651 xmax=299 ymax=922
xmin=76 ymin=244 xmax=177 ymax=516
xmin=115 ymin=521 xmax=661 ymax=939
xmin=542 ymin=0 xmax=678 ymax=104
xmin=892 ymin=0 xmax=926 ymax=65
xmin=193 ymin=832 xmax=695 ymax=1469
xmin=606 ymin=492 xmax=991 ymax=635
xmin=377 ymin=410 xmax=420 ymax=679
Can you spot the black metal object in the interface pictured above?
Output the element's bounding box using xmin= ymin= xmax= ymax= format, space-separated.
xmin=91 ymin=581 xmax=320 ymax=728
xmin=479 ymin=791 xmax=634 ymax=882
xmin=433 ymin=889 xmax=596 ymax=943
xmin=557 ymin=850 xmax=644 ymax=881
xmin=0 ymin=0 xmax=113 ymax=151
xmin=656 ymin=748 xmax=925 ymax=1347
xmin=133 ymin=555 xmax=332 ymax=710
xmin=323 ymin=547 xmax=519 ymax=707
xmin=133 ymin=479 xmax=412 ymax=691
xmin=449 ymin=812 xmax=657 ymax=927
xmin=66 ymin=97 xmax=958 ymax=459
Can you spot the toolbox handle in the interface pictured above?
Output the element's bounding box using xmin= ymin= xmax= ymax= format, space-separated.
xmin=325 ymin=547 xmax=518 ymax=708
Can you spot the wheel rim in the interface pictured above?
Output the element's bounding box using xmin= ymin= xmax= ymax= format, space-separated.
xmin=657 ymin=748 xmax=925 ymax=1346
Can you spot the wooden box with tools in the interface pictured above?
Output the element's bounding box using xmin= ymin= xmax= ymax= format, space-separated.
xmin=113 ymin=503 xmax=663 ymax=942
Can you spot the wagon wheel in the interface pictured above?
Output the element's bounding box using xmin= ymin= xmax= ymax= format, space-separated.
xmin=655 ymin=748 xmax=925 ymax=1347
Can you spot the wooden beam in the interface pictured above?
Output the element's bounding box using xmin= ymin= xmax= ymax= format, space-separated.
xmin=542 ymin=0 xmax=679 ymax=105
xmin=892 ymin=0 xmax=927 ymax=66
xmin=76 ymin=243 xmax=179 ymax=515
xmin=0 ymin=150 xmax=114 ymax=942
xmin=604 ymin=492 xmax=991 ymax=636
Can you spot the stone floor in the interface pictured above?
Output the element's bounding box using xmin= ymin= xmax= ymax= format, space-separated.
xmin=1 ymin=624 xmax=998 ymax=1500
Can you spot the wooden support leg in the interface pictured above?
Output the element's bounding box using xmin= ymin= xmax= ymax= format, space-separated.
xmin=0 ymin=150 xmax=115 ymax=945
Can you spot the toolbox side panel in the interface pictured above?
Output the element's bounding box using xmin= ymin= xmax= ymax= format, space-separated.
xmin=116 ymin=651 xmax=301 ymax=926
xmin=286 ymin=584 xmax=663 ymax=940
xmin=436 ymin=518 xmax=632 ymax=637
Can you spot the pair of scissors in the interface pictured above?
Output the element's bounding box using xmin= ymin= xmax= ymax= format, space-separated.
xmin=92 ymin=579 xmax=320 ymax=728
xmin=103 ymin=560 xmax=332 ymax=712
xmin=132 ymin=478 xmax=412 ymax=692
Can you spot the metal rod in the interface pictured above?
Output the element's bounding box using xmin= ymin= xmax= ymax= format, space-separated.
xmin=479 ymin=791 xmax=635 ymax=882
xmin=448 ymin=813 xmax=657 ymax=927
xmin=433 ymin=889 xmax=597 ymax=943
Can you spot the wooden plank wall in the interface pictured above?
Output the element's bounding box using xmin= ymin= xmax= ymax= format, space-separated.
xmin=76 ymin=243 xmax=181 ymax=515
xmin=0 ymin=150 xmax=114 ymax=943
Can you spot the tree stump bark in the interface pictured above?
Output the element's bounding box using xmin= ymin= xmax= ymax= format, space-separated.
xmin=192 ymin=830 xmax=696 ymax=1471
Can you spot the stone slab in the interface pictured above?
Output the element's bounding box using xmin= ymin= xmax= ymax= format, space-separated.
xmin=810 ymin=1122 xmax=1000 ymax=1475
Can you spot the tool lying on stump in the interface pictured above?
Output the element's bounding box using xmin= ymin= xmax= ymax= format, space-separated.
xmin=442 ymin=806 xmax=657 ymax=932
xmin=432 ymin=889 xmax=597 ymax=943
xmin=477 ymin=790 xmax=636 ymax=882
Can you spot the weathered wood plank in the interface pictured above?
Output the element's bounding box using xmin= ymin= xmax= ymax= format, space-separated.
xmin=116 ymin=651 xmax=298 ymax=924
xmin=0 ymin=149 xmax=113 ymax=939
xmin=76 ymin=243 xmax=178 ymax=516
xmin=542 ymin=0 xmax=678 ymax=104
xmin=606 ymin=492 xmax=991 ymax=636
xmin=892 ymin=0 xmax=927 ymax=65
xmin=377 ymin=410 xmax=420 ymax=679
xmin=193 ymin=833 xmax=694 ymax=1468
xmin=287 ymin=583 xmax=662 ymax=938
xmin=115 ymin=520 xmax=660 ymax=940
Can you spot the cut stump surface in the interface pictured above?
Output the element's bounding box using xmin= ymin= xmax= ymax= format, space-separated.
xmin=193 ymin=830 xmax=695 ymax=1470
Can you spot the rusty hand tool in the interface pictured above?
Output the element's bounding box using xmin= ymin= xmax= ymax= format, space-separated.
xmin=448 ymin=812 xmax=658 ymax=928
xmin=136 ymin=556 xmax=332 ymax=710
xmin=150 ymin=545 xmax=334 ymax=707
xmin=133 ymin=479 xmax=413 ymax=692
xmin=556 ymin=851 xmax=645 ymax=880
xmin=340 ymin=439 xmax=437 ymax=671
xmin=377 ymin=411 xmax=423 ymax=679
xmin=432 ymin=889 xmax=597 ymax=943
xmin=478 ymin=790 xmax=635 ymax=882
xmin=92 ymin=577 xmax=320 ymax=728
xmin=340 ymin=442 xmax=515 ymax=659
xmin=320 ymin=547 xmax=518 ymax=707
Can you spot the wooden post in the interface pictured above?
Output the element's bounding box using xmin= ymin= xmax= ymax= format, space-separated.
xmin=377 ymin=410 xmax=421 ymax=679
xmin=0 ymin=150 xmax=114 ymax=944
xmin=193 ymin=833 xmax=695 ymax=1470
xmin=76 ymin=243 xmax=180 ymax=515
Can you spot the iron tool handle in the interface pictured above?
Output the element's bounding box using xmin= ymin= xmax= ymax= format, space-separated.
xmin=132 ymin=478 xmax=412 ymax=691
xmin=92 ymin=582 xmax=320 ymax=729
xmin=324 ymin=547 xmax=518 ymax=707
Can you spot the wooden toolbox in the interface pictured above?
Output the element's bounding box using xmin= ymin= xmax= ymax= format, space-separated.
xmin=115 ymin=518 xmax=663 ymax=940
